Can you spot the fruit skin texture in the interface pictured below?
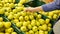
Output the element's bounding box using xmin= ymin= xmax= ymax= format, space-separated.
xmin=4 ymin=22 xmax=11 ymax=28
xmin=53 ymin=14 xmax=58 ymax=19
xmin=42 ymin=24 xmax=48 ymax=31
xmin=27 ymin=24 xmax=32 ymax=30
xmin=45 ymin=19 xmax=50 ymax=24
xmin=0 ymin=17 xmax=3 ymax=22
xmin=39 ymin=19 xmax=45 ymax=25
xmin=25 ymin=32 xmax=29 ymax=34
xmin=0 ymin=22 xmax=4 ymax=28
xmin=16 ymin=22 xmax=23 ymax=27
xmin=44 ymin=31 xmax=48 ymax=34
xmin=39 ymin=30 xmax=44 ymax=34
xmin=5 ymin=28 xmax=14 ymax=33
xmin=20 ymin=26 xmax=27 ymax=32
xmin=29 ymin=30 xmax=34 ymax=34
xmin=36 ymin=21 xmax=40 ymax=26
xmin=35 ymin=31 xmax=39 ymax=34
xmin=11 ymin=32 xmax=17 ymax=34
xmin=5 ymin=33 xmax=10 ymax=34
xmin=19 ymin=16 xmax=24 ymax=21
xmin=32 ymin=26 xmax=38 ymax=32
xmin=23 ymin=22 xmax=28 ymax=26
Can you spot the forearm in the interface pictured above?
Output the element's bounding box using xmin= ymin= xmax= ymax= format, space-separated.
xmin=41 ymin=1 xmax=60 ymax=12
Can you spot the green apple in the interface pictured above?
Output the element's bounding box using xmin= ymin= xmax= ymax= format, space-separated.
xmin=48 ymin=27 xmax=51 ymax=31
xmin=35 ymin=31 xmax=39 ymax=34
xmin=5 ymin=12 xmax=9 ymax=16
xmin=11 ymin=32 xmax=17 ymax=34
xmin=20 ymin=26 xmax=27 ymax=32
xmin=39 ymin=30 xmax=44 ymax=34
xmin=32 ymin=26 xmax=38 ymax=32
xmin=19 ymin=16 xmax=24 ymax=21
xmin=25 ymin=32 xmax=29 ymax=34
xmin=0 ymin=17 xmax=3 ymax=22
xmin=24 ymin=16 xmax=29 ymax=21
xmin=39 ymin=19 xmax=45 ymax=25
xmin=0 ymin=22 xmax=3 ymax=28
xmin=23 ymin=21 xmax=28 ymax=26
xmin=4 ymin=22 xmax=11 ymax=28
xmin=26 ymin=21 xmax=30 ymax=24
xmin=13 ymin=19 xmax=19 ymax=24
xmin=48 ymin=23 xmax=52 ymax=27
xmin=29 ymin=15 xmax=34 ymax=20
xmin=8 ymin=14 xmax=13 ymax=19
xmin=37 ymin=14 xmax=41 ymax=19
xmin=45 ymin=19 xmax=50 ymax=24
xmin=42 ymin=24 xmax=48 ymax=31
xmin=9 ymin=3 xmax=14 ymax=8
xmin=36 ymin=21 xmax=40 ymax=26
xmin=29 ymin=30 xmax=34 ymax=34
xmin=14 ymin=14 xmax=20 ymax=19
xmin=16 ymin=22 xmax=23 ymax=27
xmin=20 ymin=11 xmax=26 ymax=16
xmin=5 ymin=33 xmax=10 ymax=34
xmin=5 ymin=28 xmax=14 ymax=33
xmin=38 ymin=26 xmax=42 ymax=30
xmin=44 ymin=31 xmax=48 ymax=34
xmin=31 ymin=21 xmax=36 ymax=26
xmin=13 ymin=9 xmax=17 ymax=14
xmin=27 ymin=24 xmax=32 ymax=29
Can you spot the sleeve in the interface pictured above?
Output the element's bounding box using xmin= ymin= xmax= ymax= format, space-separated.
xmin=42 ymin=0 xmax=60 ymax=12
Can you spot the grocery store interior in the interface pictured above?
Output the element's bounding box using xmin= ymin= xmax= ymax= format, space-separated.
xmin=0 ymin=0 xmax=60 ymax=34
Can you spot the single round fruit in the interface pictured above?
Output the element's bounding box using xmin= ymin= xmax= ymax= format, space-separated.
xmin=39 ymin=30 xmax=44 ymax=34
xmin=20 ymin=26 xmax=27 ymax=32
xmin=27 ymin=24 xmax=32 ymax=30
xmin=4 ymin=22 xmax=11 ymax=28
xmin=5 ymin=28 xmax=14 ymax=33
xmin=45 ymin=19 xmax=50 ymax=24
xmin=16 ymin=22 xmax=23 ymax=27
xmin=32 ymin=26 xmax=38 ymax=32
xmin=11 ymin=32 xmax=17 ymax=34
xmin=0 ymin=17 xmax=3 ymax=22
xmin=29 ymin=30 xmax=34 ymax=34
xmin=42 ymin=24 xmax=48 ymax=31
xmin=44 ymin=31 xmax=48 ymax=34
xmin=39 ymin=19 xmax=45 ymax=25
xmin=53 ymin=14 xmax=58 ymax=19
xmin=19 ymin=16 xmax=24 ymax=21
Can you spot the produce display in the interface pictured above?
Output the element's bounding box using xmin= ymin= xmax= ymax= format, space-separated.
xmin=0 ymin=17 xmax=17 ymax=34
xmin=39 ymin=10 xmax=60 ymax=20
xmin=0 ymin=0 xmax=60 ymax=34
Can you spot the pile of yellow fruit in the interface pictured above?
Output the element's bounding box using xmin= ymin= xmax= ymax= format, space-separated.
xmin=0 ymin=0 xmax=59 ymax=34
xmin=0 ymin=17 xmax=17 ymax=34
xmin=39 ymin=10 xmax=60 ymax=19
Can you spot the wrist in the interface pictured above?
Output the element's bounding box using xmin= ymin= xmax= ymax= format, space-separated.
xmin=35 ymin=6 xmax=44 ymax=12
